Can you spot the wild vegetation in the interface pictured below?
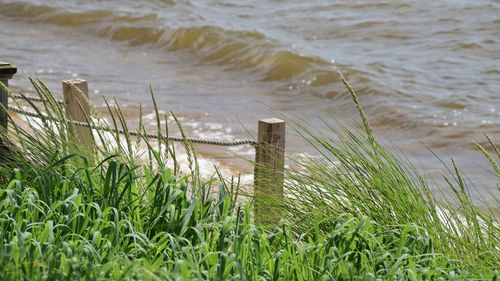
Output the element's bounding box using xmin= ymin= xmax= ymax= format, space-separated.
xmin=0 ymin=79 xmax=498 ymax=280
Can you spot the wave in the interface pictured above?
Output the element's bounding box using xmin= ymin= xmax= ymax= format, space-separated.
xmin=0 ymin=1 xmax=381 ymax=99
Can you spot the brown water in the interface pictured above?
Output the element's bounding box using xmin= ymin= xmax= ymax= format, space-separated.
xmin=0 ymin=0 xmax=499 ymax=204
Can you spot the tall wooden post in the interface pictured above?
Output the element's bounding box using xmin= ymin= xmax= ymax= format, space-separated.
xmin=0 ymin=62 xmax=17 ymax=155
xmin=0 ymin=62 xmax=17 ymax=131
xmin=254 ymin=118 xmax=285 ymax=226
xmin=62 ymin=79 xmax=94 ymax=151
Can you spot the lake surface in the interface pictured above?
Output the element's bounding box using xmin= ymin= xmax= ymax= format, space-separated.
xmin=1 ymin=0 xmax=499 ymax=205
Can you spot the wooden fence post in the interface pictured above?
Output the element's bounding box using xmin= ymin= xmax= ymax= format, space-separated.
xmin=0 ymin=62 xmax=17 ymax=131
xmin=254 ymin=118 xmax=285 ymax=226
xmin=62 ymin=79 xmax=94 ymax=151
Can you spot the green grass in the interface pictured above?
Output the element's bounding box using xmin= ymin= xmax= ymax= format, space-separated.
xmin=0 ymin=79 xmax=498 ymax=280
xmin=281 ymin=76 xmax=500 ymax=277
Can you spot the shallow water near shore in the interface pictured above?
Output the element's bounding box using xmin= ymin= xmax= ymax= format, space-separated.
xmin=0 ymin=0 xmax=499 ymax=205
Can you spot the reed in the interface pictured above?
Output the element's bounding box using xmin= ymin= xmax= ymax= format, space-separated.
xmin=0 ymin=78 xmax=497 ymax=280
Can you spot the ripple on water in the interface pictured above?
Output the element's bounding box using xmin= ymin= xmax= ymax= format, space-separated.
xmin=0 ymin=0 xmax=499 ymax=195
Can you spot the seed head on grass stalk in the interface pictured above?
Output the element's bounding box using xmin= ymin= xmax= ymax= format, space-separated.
xmin=171 ymin=111 xmax=201 ymax=196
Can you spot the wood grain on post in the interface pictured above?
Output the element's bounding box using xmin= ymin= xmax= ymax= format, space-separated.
xmin=254 ymin=118 xmax=285 ymax=226
xmin=62 ymin=79 xmax=93 ymax=150
xmin=0 ymin=62 xmax=17 ymax=131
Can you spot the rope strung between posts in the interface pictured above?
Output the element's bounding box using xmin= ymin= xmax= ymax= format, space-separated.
xmin=7 ymin=105 xmax=258 ymax=147
xmin=9 ymin=93 xmax=64 ymax=105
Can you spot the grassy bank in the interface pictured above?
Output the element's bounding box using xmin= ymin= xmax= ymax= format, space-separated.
xmin=0 ymin=79 xmax=498 ymax=280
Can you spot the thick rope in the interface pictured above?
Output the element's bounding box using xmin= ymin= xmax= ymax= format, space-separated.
xmin=7 ymin=105 xmax=257 ymax=147
xmin=9 ymin=93 xmax=64 ymax=105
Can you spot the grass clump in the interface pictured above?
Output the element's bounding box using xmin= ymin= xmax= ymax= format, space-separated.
xmin=0 ymin=79 xmax=498 ymax=280
xmin=282 ymin=75 xmax=499 ymax=277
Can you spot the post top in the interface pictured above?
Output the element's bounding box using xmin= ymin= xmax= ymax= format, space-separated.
xmin=62 ymin=79 xmax=87 ymax=85
xmin=259 ymin=118 xmax=285 ymax=124
xmin=0 ymin=62 xmax=17 ymax=76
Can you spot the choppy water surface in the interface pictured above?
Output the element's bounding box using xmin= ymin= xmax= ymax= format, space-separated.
xmin=0 ymin=0 xmax=499 ymax=204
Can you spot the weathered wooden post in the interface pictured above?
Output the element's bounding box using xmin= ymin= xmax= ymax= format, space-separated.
xmin=0 ymin=62 xmax=17 ymax=131
xmin=62 ymin=79 xmax=94 ymax=151
xmin=254 ymin=118 xmax=285 ymax=226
